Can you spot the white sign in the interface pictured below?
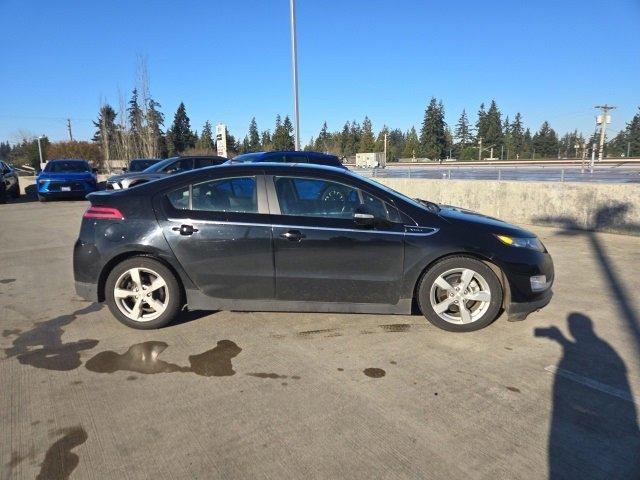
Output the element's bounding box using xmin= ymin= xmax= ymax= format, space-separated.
xmin=216 ymin=123 xmax=227 ymax=158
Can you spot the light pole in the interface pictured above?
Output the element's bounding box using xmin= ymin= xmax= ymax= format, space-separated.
xmin=289 ymin=0 xmax=300 ymax=151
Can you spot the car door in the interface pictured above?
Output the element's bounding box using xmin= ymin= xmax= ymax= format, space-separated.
xmin=268 ymin=174 xmax=405 ymax=305
xmin=155 ymin=173 xmax=274 ymax=300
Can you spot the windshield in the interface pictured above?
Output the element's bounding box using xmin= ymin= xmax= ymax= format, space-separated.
xmin=130 ymin=159 xmax=160 ymax=172
xmin=44 ymin=160 xmax=90 ymax=173
xmin=142 ymin=157 xmax=178 ymax=172
xmin=231 ymin=153 xmax=263 ymax=163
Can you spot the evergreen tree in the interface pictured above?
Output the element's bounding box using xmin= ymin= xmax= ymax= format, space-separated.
xmin=339 ymin=122 xmax=351 ymax=156
xmin=348 ymin=121 xmax=362 ymax=156
xmin=248 ymin=117 xmax=260 ymax=151
xmin=483 ymin=100 xmax=503 ymax=153
xmin=272 ymin=115 xmax=295 ymax=150
xmin=314 ymin=121 xmax=330 ymax=152
xmin=419 ymin=98 xmax=447 ymax=159
xmin=476 ymin=103 xmax=487 ymax=140
xmin=127 ymin=88 xmax=144 ymax=155
xmin=532 ymin=121 xmax=559 ymax=158
xmin=523 ymin=128 xmax=533 ymax=158
xmin=166 ymin=102 xmax=196 ymax=155
xmin=403 ymin=127 xmax=420 ymax=158
xmin=260 ymin=130 xmax=272 ymax=151
xmin=626 ymin=107 xmax=640 ymax=157
xmin=454 ymin=109 xmax=471 ymax=149
xmin=510 ymin=113 xmax=525 ymax=159
xmin=146 ymin=97 xmax=166 ymax=158
xmin=359 ymin=116 xmax=375 ymax=152
xmin=196 ymin=121 xmax=215 ymax=151
xmin=0 ymin=141 xmax=11 ymax=160
xmin=92 ymin=105 xmax=118 ymax=145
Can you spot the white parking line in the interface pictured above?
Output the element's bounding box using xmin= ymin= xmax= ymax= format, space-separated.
xmin=544 ymin=365 xmax=639 ymax=407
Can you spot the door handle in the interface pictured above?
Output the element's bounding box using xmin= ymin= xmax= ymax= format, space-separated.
xmin=280 ymin=230 xmax=305 ymax=241
xmin=172 ymin=224 xmax=199 ymax=236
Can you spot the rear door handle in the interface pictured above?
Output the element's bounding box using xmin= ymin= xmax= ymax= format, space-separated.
xmin=172 ymin=224 xmax=199 ymax=236
xmin=279 ymin=230 xmax=306 ymax=242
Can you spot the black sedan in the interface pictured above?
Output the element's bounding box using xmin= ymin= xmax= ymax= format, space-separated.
xmin=74 ymin=163 xmax=553 ymax=332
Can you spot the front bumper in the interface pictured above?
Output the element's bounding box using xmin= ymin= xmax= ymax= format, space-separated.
xmin=507 ymin=288 xmax=553 ymax=321
xmin=38 ymin=180 xmax=97 ymax=196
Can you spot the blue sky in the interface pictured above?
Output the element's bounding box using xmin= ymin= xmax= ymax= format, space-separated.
xmin=1 ymin=0 xmax=639 ymax=144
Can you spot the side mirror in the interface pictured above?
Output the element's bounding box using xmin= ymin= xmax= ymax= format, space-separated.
xmin=354 ymin=205 xmax=375 ymax=228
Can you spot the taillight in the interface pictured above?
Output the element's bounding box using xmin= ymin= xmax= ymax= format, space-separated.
xmin=83 ymin=206 xmax=124 ymax=220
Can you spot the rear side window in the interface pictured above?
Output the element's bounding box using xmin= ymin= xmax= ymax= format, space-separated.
xmin=309 ymin=155 xmax=341 ymax=167
xmin=163 ymin=158 xmax=193 ymax=174
xmin=167 ymin=177 xmax=258 ymax=214
xmin=283 ymin=154 xmax=308 ymax=163
xmin=194 ymin=158 xmax=221 ymax=168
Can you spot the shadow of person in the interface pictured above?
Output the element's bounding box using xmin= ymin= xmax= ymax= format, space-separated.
xmin=535 ymin=313 xmax=640 ymax=479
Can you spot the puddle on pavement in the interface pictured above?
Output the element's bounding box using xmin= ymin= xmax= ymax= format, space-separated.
xmin=380 ymin=324 xmax=412 ymax=333
xmin=506 ymin=386 xmax=521 ymax=393
xmin=390 ymin=360 xmax=397 ymax=365
xmin=36 ymin=426 xmax=87 ymax=480
xmin=247 ymin=373 xmax=288 ymax=379
xmin=0 ymin=278 xmax=16 ymax=284
xmin=363 ymin=368 xmax=386 ymax=378
xmin=4 ymin=304 xmax=101 ymax=371
xmin=85 ymin=340 xmax=242 ymax=378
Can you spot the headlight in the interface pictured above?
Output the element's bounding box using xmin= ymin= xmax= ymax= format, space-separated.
xmin=495 ymin=234 xmax=545 ymax=252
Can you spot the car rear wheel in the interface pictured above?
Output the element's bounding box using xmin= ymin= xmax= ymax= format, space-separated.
xmin=418 ymin=257 xmax=503 ymax=332
xmin=105 ymin=257 xmax=182 ymax=329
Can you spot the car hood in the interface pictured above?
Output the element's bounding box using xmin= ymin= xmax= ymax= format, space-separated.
xmin=436 ymin=204 xmax=536 ymax=237
xmin=37 ymin=172 xmax=95 ymax=181
xmin=108 ymin=172 xmax=166 ymax=182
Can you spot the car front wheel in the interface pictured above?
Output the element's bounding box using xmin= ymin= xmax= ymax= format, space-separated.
xmin=418 ymin=256 xmax=503 ymax=332
xmin=105 ymin=257 xmax=182 ymax=329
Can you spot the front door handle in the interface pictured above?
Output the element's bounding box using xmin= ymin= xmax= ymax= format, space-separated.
xmin=280 ymin=230 xmax=306 ymax=242
xmin=172 ymin=224 xmax=199 ymax=236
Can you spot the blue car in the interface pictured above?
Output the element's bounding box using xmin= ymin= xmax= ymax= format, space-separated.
xmin=37 ymin=159 xmax=98 ymax=201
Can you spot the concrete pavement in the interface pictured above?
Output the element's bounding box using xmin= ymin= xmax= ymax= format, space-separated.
xmin=1 ymin=200 xmax=640 ymax=479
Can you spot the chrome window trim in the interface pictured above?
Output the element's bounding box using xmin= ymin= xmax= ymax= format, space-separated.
xmin=167 ymin=218 xmax=438 ymax=236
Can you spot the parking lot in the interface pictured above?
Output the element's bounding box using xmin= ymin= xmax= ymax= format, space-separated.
xmin=1 ymin=200 xmax=640 ymax=479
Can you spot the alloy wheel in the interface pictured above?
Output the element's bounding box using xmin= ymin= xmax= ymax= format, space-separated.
xmin=113 ymin=267 xmax=169 ymax=322
xmin=429 ymin=268 xmax=492 ymax=324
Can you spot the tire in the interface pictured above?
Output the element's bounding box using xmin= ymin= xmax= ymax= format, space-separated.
xmin=10 ymin=183 xmax=20 ymax=198
xmin=0 ymin=185 xmax=6 ymax=204
xmin=38 ymin=195 xmax=48 ymax=202
xmin=417 ymin=256 xmax=503 ymax=332
xmin=105 ymin=257 xmax=182 ymax=329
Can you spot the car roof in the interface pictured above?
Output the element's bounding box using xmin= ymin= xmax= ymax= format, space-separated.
xmin=48 ymin=158 xmax=87 ymax=163
xmin=234 ymin=151 xmax=337 ymax=158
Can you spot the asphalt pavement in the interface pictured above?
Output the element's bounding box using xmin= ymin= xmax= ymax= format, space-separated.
xmin=1 ymin=200 xmax=640 ymax=479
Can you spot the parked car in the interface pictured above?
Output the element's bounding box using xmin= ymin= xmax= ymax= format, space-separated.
xmin=230 ymin=151 xmax=347 ymax=169
xmin=0 ymin=160 xmax=20 ymax=203
xmin=74 ymin=163 xmax=553 ymax=331
xmin=37 ymin=159 xmax=98 ymax=201
xmin=106 ymin=155 xmax=227 ymax=190
xmin=123 ymin=158 xmax=162 ymax=173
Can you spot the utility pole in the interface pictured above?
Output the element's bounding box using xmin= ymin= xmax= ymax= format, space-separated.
xmin=627 ymin=141 xmax=631 ymax=158
xmin=478 ymin=137 xmax=482 ymax=161
xmin=67 ymin=118 xmax=74 ymax=141
xmin=289 ymin=0 xmax=300 ymax=151
xmin=594 ymin=104 xmax=615 ymax=161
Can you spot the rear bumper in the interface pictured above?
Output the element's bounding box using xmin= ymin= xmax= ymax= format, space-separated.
xmin=75 ymin=281 xmax=98 ymax=302
xmin=507 ymin=288 xmax=553 ymax=321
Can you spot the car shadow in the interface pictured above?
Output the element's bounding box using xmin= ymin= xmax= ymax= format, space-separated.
xmin=168 ymin=308 xmax=219 ymax=327
xmin=535 ymin=313 xmax=640 ymax=478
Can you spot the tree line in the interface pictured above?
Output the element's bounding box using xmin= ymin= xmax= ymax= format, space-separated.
xmin=2 ymin=95 xmax=640 ymax=169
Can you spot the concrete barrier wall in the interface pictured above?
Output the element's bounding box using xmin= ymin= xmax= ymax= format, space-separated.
xmin=18 ymin=175 xmax=640 ymax=236
xmin=376 ymin=178 xmax=640 ymax=236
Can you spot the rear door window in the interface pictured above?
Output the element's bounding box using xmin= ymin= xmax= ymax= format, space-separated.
xmin=163 ymin=158 xmax=194 ymax=174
